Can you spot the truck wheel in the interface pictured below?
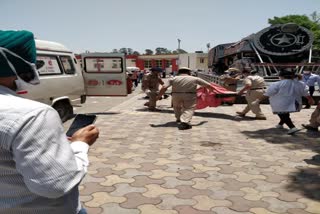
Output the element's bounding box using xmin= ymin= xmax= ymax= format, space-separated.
xmin=53 ymin=101 xmax=73 ymax=122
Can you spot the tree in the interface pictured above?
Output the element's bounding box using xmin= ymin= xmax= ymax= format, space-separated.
xmin=132 ymin=51 xmax=140 ymax=55
xmin=172 ymin=49 xmax=188 ymax=54
xmin=145 ymin=49 xmax=153 ymax=55
xmin=155 ymin=47 xmax=171 ymax=55
xmin=268 ymin=13 xmax=320 ymax=49
xmin=112 ymin=49 xmax=118 ymax=53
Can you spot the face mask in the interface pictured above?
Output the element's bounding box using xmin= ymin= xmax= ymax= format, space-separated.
xmin=0 ymin=47 xmax=39 ymax=92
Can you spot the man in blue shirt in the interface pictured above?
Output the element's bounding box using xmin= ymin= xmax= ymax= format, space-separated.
xmin=302 ymin=70 xmax=320 ymax=108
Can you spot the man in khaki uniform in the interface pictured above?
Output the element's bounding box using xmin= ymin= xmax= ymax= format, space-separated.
xmin=220 ymin=67 xmax=241 ymax=92
xmin=236 ymin=69 xmax=267 ymax=120
xmin=157 ymin=67 xmax=214 ymax=130
xmin=142 ymin=67 xmax=164 ymax=111
xmin=302 ymin=101 xmax=320 ymax=131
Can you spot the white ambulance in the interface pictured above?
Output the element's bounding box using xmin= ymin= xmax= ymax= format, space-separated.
xmin=81 ymin=53 xmax=127 ymax=96
xmin=20 ymin=40 xmax=86 ymax=122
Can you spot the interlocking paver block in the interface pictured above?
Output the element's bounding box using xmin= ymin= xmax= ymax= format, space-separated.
xmin=142 ymin=184 xmax=179 ymax=198
xmin=223 ymin=178 xmax=257 ymax=191
xmin=175 ymin=185 xmax=212 ymax=199
xmin=298 ymin=198 xmax=320 ymax=214
xmin=109 ymin=183 xmax=146 ymax=196
xmin=80 ymin=182 xmax=115 ymax=195
xmin=161 ymin=177 xmax=195 ymax=188
xmin=100 ymin=175 xmax=134 ymax=186
xmin=193 ymin=195 xmax=232 ymax=210
xmin=120 ymin=192 xmax=162 ymax=209
xmin=85 ymin=192 xmax=126 ymax=207
xmin=130 ymin=175 xmax=165 ymax=187
xmin=234 ymin=172 xmax=266 ymax=182
xmin=287 ymin=208 xmax=313 ymax=214
xmin=227 ymin=196 xmax=270 ymax=212
xmin=177 ymin=169 xmax=209 ymax=180
xmin=101 ymin=203 xmax=140 ymax=214
xmin=249 ymin=207 xmax=278 ymax=214
xmin=150 ymin=169 xmax=179 ymax=179
xmin=158 ymin=194 xmax=196 ymax=210
xmin=240 ymin=187 xmax=279 ymax=201
xmin=138 ymin=204 xmax=178 ymax=214
xmin=211 ymin=207 xmax=252 ymax=214
xmin=273 ymin=187 xmax=303 ymax=202
xmin=262 ymin=196 xmax=305 ymax=213
xmin=138 ymin=162 xmax=168 ymax=171
xmin=174 ymin=205 xmax=216 ymax=214
xmin=191 ymin=178 xmax=224 ymax=190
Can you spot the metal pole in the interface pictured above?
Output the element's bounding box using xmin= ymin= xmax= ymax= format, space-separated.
xmin=309 ymin=45 xmax=313 ymax=63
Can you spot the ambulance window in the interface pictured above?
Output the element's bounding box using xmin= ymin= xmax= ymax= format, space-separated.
xmin=36 ymin=55 xmax=62 ymax=75
xmin=84 ymin=57 xmax=123 ymax=73
xmin=60 ymin=56 xmax=76 ymax=74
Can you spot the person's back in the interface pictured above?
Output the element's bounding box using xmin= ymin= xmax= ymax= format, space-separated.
xmin=171 ymin=75 xmax=205 ymax=93
xmin=0 ymin=86 xmax=84 ymax=213
xmin=268 ymin=79 xmax=308 ymax=112
xmin=0 ymin=30 xmax=99 ymax=214
xmin=246 ymin=74 xmax=266 ymax=89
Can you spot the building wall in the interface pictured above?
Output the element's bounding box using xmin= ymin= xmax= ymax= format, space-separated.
xmin=178 ymin=53 xmax=208 ymax=72
xmin=127 ymin=54 xmax=178 ymax=73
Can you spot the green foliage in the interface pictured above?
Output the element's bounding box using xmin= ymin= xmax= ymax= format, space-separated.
xmin=268 ymin=13 xmax=320 ymax=49
xmin=145 ymin=49 xmax=153 ymax=55
xmin=155 ymin=47 xmax=171 ymax=55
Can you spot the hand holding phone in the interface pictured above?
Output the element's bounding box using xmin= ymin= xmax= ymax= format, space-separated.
xmin=66 ymin=114 xmax=97 ymax=137
xmin=70 ymin=124 xmax=99 ymax=146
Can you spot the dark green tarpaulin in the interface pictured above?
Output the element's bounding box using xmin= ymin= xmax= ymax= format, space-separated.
xmin=0 ymin=30 xmax=36 ymax=77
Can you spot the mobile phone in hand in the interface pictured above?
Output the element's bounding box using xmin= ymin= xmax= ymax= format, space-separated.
xmin=66 ymin=114 xmax=97 ymax=137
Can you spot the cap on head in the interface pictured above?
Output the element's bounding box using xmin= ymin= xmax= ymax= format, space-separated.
xmin=178 ymin=67 xmax=191 ymax=74
xmin=0 ymin=30 xmax=36 ymax=78
xmin=150 ymin=67 xmax=163 ymax=72
xmin=227 ymin=67 xmax=240 ymax=72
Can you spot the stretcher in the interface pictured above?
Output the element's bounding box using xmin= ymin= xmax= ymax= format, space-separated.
xmin=196 ymin=83 xmax=238 ymax=109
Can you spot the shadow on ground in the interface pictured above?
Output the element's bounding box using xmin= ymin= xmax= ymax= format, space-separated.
xmin=242 ymin=127 xmax=320 ymax=201
xmin=286 ymin=166 xmax=320 ymax=201
xmin=136 ymin=107 xmax=251 ymax=121
xmin=150 ymin=121 xmax=208 ymax=128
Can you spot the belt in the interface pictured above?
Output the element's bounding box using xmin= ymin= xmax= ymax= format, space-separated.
xmin=250 ymin=87 xmax=266 ymax=90
xmin=227 ymin=84 xmax=237 ymax=86
xmin=172 ymin=92 xmax=196 ymax=94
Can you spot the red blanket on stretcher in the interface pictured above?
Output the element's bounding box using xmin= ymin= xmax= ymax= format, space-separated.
xmin=196 ymin=83 xmax=237 ymax=109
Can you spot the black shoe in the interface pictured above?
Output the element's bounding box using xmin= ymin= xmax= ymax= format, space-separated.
xmin=302 ymin=124 xmax=318 ymax=131
xmin=178 ymin=122 xmax=192 ymax=130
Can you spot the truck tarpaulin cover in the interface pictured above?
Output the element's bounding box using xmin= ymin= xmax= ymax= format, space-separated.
xmin=196 ymin=83 xmax=237 ymax=109
xmin=0 ymin=30 xmax=36 ymax=77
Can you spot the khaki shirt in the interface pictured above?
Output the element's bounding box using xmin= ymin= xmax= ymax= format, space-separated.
xmin=143 ymin=73 xmax=163 ymax=91
xmin=165 ymin=75 xmax=211 ymax=93
xmin=244 ymin=75 xmax=266 ymax=89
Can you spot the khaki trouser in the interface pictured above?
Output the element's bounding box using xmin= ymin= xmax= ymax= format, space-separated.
xmin=172 ymin=93 xmax=197 ymax=124
xmin=309 ymin=108 xmax=320 ymax=128
xmin=241 ymin=90 xmax=265 ymax=118
xmin=147 ymin=90 xmax=158 ymax=109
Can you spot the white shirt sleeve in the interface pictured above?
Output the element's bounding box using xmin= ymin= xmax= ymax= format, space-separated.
xmin=70 ymin=141 xmax=89 ymax=172
xmin=11 ymin=107 xmax=88 ymax=198
xmin=264 ymin=82 xmax=279 ymax=97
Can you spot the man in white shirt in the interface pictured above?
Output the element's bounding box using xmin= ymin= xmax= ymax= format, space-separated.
xmin=0 ymin=30 xmax=99 ymax=214
xmin=302 ymin=70 xmax=320 ymax=108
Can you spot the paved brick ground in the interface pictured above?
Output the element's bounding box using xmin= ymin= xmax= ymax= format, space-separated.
xmin=79 ymin=92 xmax=320 ymax=214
